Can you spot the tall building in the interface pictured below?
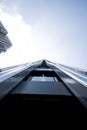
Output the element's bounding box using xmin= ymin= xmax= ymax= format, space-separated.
xmin=0 ymin=21 xmax=12 ymax=53
xmin=0 ymin=59 xmax=87 ymax=120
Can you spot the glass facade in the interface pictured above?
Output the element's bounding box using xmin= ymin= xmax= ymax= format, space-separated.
xmin=0 ymin=21 xmax=12 ymax=53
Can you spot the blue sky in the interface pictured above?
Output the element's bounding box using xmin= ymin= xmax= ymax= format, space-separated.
xmin=0 ymin=0 xmax=87 ymax=69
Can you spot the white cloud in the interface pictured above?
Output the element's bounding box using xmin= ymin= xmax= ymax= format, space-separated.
xmin=0 ymin=6 xmax=32 ymax=67
xmin=0 ymin=6 xmax=60 ymax=68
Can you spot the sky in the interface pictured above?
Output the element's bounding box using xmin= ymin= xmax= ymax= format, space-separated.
xmin=0 ymin=0 xmax=87 ymax=69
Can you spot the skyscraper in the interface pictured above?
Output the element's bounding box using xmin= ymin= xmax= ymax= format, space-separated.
xmin=0 ymin=21 xmax=12 ymax=53
xmin=0 ymin=59 xmax=87 ymax=120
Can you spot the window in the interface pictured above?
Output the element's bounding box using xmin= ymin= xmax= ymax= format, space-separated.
xmin=31 ymin=76 xmax=58 ymax=82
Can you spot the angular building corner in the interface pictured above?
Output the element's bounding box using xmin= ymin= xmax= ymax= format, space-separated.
xmin=0 ymin=21 xmax=12 ymax=53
